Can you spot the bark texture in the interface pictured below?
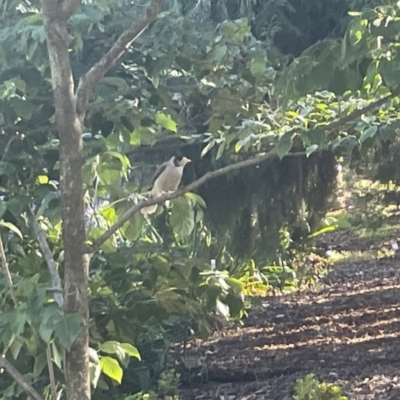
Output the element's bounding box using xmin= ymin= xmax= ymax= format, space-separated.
xmin=41 ymin=1 xmax=90 ymax=399
xmin=40 ymin=0 xmax=165 ymax=398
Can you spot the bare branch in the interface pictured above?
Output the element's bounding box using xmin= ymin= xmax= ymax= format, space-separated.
xmin=0 ymin=235 xmax=17 ymax=306
xmin=0 ymin=357 xmax=44 ymax=400
xmin=29 ymin=208 xmax=63 ymax=394
xmin=76 ymin=0 xmax=165 ymax=115
xmin=46 ymin=346 xmax=57 ymax=400
xmin=29 ymin=207 xmax=64 ymax=308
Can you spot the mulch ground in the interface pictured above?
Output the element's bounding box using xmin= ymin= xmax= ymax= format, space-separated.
xmin=178 ymin=230 xmax=400 ymax=399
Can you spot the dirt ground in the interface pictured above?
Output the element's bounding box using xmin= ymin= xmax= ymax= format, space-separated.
xmin=178 ymin=229 xmax=400 ymax=399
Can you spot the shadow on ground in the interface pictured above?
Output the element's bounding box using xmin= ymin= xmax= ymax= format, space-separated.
xmin=178 ymin=231 xmax=400 ymax=399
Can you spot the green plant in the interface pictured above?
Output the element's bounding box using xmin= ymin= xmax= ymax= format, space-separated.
xmin=293 ymin=374 xmax=348 ymax=400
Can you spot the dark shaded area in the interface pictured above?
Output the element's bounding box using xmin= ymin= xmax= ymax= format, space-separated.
xmin=210 ymin=0 xmax=374 ymax=57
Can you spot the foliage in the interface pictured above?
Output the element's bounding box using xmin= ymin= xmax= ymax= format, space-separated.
xmin=293 ymin=374 xmax=348 ymax=400
xmin=0 ymin=0 xmax=400 ymax=398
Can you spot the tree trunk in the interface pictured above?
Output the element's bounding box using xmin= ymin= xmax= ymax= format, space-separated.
xmin=41 ymin=1 xmax=91 ymax=399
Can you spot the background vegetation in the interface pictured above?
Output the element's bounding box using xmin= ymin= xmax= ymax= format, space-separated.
xmin=0 ymin=0 xmax=399 ymax=398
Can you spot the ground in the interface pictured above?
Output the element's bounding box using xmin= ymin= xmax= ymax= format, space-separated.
xmin=178 ymin=228 xmax=400 ymax=399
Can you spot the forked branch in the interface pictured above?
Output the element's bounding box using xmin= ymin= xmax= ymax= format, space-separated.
xmin=76 ymin=0 xmax=165 ymax=115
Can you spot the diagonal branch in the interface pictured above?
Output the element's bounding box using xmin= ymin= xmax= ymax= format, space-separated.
xmin=29 ymin=207 xmax=64 ymax=308
xmin=0 ymin=235 xmax=17 ymax=306
xmin=76 ymin=0 xmax=165 ymax=116
xmin=0 ymin=357 xmax=44 ymax=400
xmin=327 ymin=86 xmax=400 ymax=131
xmin=88 ymin=149 xmax=283 ymax=253
xmin=88 ymin=84 xmax=400 ymax=254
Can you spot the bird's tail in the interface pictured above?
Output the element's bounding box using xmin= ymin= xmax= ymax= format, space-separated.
xmin=141 ymin=204 xmax=157 ymax=214
xmin=141 ymin=196 xmax=158 ymax=214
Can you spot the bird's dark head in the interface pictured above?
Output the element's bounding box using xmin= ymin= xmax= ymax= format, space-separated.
xmin=172 ymin=155 xmax=191 ymax=167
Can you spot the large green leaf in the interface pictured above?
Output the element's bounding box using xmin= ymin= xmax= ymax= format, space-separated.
xmin=155 ymin=112 xmax=177 ymax=132
xmin=120 ymin=342 xmax=141 ymax=360
xmin=100 ymin=356 xmax=123 ymax=384
xmin=54 ymin=313 xmax=82 ymax=352
xmin=276 ymin=131 xmax=294 ymax=159
xmin=169 ymin=197 xmax=195 ymax=237
xmin=120 ymin=212 xmax=144 ymax=242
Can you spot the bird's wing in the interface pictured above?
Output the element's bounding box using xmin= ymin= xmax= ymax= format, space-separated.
xmin=151 ymin=161 xmax=168 ymax=186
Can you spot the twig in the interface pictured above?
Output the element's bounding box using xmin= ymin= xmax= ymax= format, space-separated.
xmin=29 ymin=207 xmax=63 ymax=308
xmin=46 ymin=346 xmax=57 ymax=400
xmin=326 ymin=86 xmax=400 ymax=131
xmin=76 ymin=0 xmax=165 ymax=115
xmin=29 ymin=206 xmax=64 ymax=398
xmin=0 ymin=235 xmax=17 ymax=306
xmin=0 ymin=357 xmax=44 ymax=400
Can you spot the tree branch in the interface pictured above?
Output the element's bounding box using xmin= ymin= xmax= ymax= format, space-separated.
xmin=327 ymin=86 xmax=400 ymax=131
xmin=0 ymin=235 xmax=17 ymax=306
xmin=76 ymin=0 xmax=165 ymax=116
xmin=88 ymin=149 xmax=282 ymax=253
xmin=61 ymin=0 xmax=81 ymax=19
xmin=88 ymin=83 xmax=400 ymax=254
xmin=0 ymin=357 xmax=44 ymax=400
xmin=29 ymin=207 xmax=64 ymax=308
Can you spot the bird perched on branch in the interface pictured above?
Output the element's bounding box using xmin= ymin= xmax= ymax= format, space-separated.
xmin=141 ymin=155 xmax=191 ymax=214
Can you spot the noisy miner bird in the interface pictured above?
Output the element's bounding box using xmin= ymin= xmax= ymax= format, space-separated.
xmin=141 ymin=155 xmax=191 ymax=214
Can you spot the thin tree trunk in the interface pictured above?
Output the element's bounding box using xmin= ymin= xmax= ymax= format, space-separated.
xmin=41 ymin=1 xmax=90 ymax=399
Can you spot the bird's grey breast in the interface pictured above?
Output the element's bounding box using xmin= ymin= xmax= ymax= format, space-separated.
xmin=152 ymin=164 xmax=184 ymax=196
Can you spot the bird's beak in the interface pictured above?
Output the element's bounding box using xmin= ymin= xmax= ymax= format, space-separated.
xmin=181 ymin=157 xmax=191 ymax=165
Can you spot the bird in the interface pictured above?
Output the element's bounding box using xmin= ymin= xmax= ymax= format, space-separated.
xmin=141 ymin=155 xmax=191 ymax=214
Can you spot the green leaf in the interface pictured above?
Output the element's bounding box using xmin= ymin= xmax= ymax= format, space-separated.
xmin=39 ymin=305 xmax=61 ymax=343
xmin=250 ymin=55 xmax=267 ymax=80
xmin=0 ymin=221 xmax=23 ymax=239
xmin=54 ymin=313 xmax=82 ymax=352
xmin=208 ymin=44 xmax=227 ymax=64
xmin=276 ymin=131 xmax=293 ymax=159
xmin=216 ymin=141 xmax=226 ymax=160
xmin=339 ymin=136 xmax=358 ymax=150
xmin=97 ymin=165 xmax=121 ymax=186
xmin=120 ymin=212 xmax=144 ymax=242
xmin=155 ymin=112 xmax=177 ymax=132
xmin=9 ymin=97 xmax=35 ymax=119
xmin=9 ymin=312 xmax=27 ymax=337
xmin=308 ymin=225 xmax=337 ymax=238
xmin=100 ymin=356 xmax=123 ymax=384
xmin=0 ymin=202 xmax=7 ymax=220
xmin=9 ymin=338 xmax=22 ymax=360
xmin=360 ymin=125 xmax=378 ymax=143
xmin=184 ymin=192 xmax=207 ymax=208
xmin=51 ymin=342 xmax=64 ymax=370
xmin=100 ymin=340 xmax=120 ymax=354
xmin=225 ymin=277 xmax=245 ymax=292
xmin=33 ymin=353 xmax=47 ymax=377
xmin=305 ymin=144 xmax=318 ymax=157
xmin=201 ymin=140 xmax=215 ymax=157
xmin=169 ymin=197 xmax=195 ymax=237
xmin=120 ymin=343 xmax=141 ymax=360
xmin=99 ymin=77 xmax=128 ymax=90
